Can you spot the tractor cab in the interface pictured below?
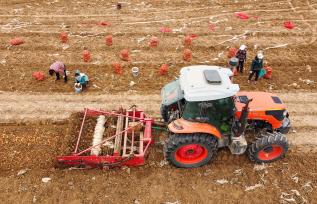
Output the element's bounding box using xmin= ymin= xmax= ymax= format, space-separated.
xmin=181 ymin=97 xmax=235 ymax=134
xmin=161 ymin=65 xmax=239 ymax=134
xmin=161 ymin=65 xmax=290 ymax=168
xmin=179 ymin=66 xmax=239 ymax=134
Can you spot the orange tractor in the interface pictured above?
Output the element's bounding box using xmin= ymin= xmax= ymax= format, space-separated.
xmin=57 ymin=65 xmax=291 ymax=169
xmin=161 ymin=65 xmax=290 ymax=168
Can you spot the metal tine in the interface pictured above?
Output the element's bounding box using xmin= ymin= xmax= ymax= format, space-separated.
xmin=114 ymin=113 xmax=124 ymax=155
xmin=122 ymin=111 xmax=129 ymax=156
xmin=130 ymin=108 xmax=136 ymax=155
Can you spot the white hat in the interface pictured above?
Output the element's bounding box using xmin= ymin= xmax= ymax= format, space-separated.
xmin=257 ymin=53 xmax=264 ymax=59
xmin=239 ymin=45 xmax=246 ymax=50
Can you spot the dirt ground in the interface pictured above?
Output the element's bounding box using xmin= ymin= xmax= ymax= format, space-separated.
xmin=0 ymin=0 xmax=316 ymax=93
xmin=0 ymin=91 xmax=317 ymax=203
xmin=0 ymin=0 xmax=317 ymax=203
xmin=0 ymin=120 xmax=317 ymax=204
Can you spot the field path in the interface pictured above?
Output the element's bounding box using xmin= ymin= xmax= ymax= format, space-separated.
xmin=1 ymin=90 xmax=316 ymax=146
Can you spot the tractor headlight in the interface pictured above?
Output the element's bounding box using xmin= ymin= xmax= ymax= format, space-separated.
xmin=265 ymin=110 xmax=285 ymax=121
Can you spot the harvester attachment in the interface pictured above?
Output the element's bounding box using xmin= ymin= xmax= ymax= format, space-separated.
xmin=57 ymin=107 xmax=153 ymax=169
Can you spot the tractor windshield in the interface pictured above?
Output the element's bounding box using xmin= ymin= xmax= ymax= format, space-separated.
xmin=182 ymin=97 xmax=235 ymax=133
xmin=161 ymin=79 xmax=184 ymax=106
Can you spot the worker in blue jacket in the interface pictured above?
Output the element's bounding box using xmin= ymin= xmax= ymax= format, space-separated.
xmin=74 ymin=70 xmax=89 ymax=89
xmin=248 ymin=52 xmax=264 ymax=85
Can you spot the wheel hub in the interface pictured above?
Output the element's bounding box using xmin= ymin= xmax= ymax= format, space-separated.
xmin=186 ymin=149 xmax=195 ymax=155
xmin=258 ymin=145 xmax=283 ymax=161
xmin=175 ymin=144 xmax=208 ymax=164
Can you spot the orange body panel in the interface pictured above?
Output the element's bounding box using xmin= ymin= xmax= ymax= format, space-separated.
xmin=168 ymin=118 xmax=222 ymax=138
xmin=235 ymin=92 xmax=286 ymax=129
xmin=168 ymin=92 xmax=286 ymax=135
xmin=235 ymin=92 xmax=286 ymax=110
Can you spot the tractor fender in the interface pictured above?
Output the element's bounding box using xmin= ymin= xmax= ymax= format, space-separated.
xmin=168 ymin=118 xmax=222 ymax=139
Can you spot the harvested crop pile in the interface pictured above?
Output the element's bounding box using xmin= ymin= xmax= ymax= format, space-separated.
xmin=113 ymin=62 xmax=123 ymax=75
xmin=119 ymin=49 xmax=130 ymax=61
xmin=183 ymin=49 xmax=192 ymax=61
xmin=234 ymin=12 xmax=250 ymax=20
xmin=60 ymin=32 xmax=68 ymax=43
xmin=32 ymin=71 xmax=45 ymax=81
xmin=105 ymin=35 xmax=113 ymax=46
xmin=82 ymin=50 xmax=91 ymax=62
xmin=159 ymin=64 xmax=169 ymax=76
xmin=9 ymin=37 xmax=24 ymax=46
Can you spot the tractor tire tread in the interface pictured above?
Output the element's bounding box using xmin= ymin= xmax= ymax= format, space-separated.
xmin=165 ymin=133 xmax=218 ymax=168
xmin=248 ymin=132 xmax=289 ymax=163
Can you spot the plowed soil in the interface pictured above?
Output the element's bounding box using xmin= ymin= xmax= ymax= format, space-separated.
xmin=0 ymin=0 xmax=317 ymax=203
xmin=0 ymin=91 xmax=317 ymax=203
xmin=0 ymin=0 xmax=316 ymax=93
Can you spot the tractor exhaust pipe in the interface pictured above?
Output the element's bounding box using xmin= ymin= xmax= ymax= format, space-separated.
xmin=229 ymin=99 xmax=253 ymax=155
xmin=237 ymin=99 xmax=253 ymax=137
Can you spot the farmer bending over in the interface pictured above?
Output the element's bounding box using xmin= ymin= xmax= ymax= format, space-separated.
xmin=74 ymin=70 xmax=89 ymax=88
xmin=49 ymin=61 xmax=67 ymax=82
xmin=248 ymin=52 xmax=264 ymax=85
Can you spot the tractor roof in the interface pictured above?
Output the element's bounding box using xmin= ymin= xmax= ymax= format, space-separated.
xmin=179 ymin=65 xmax=240 ymax=101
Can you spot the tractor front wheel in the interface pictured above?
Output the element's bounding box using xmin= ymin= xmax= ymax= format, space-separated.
xmin=164 ymin=133 xmax=218 ymax=168
xmin=248 ymin=132 xmax=289 ymax=163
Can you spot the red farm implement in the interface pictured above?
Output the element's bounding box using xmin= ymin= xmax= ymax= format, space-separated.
xmin=57 ymin=107 xmax=153 ymax=168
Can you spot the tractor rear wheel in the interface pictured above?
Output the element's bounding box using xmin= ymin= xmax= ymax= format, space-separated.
xmin=164 ymin=133 xmax=218 ymax=168
xmin=248 ymin=132 xmax=289 ymax=163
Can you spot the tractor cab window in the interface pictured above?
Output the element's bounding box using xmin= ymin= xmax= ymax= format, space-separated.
xmin=182 ymin=97 xmax=235 ymax=133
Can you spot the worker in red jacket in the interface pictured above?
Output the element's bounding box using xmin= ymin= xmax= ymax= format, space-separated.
xmin=235 ymin=45 xmax=247 ymax=73
xmin=49 ymin=61 xmax=68 ymax=82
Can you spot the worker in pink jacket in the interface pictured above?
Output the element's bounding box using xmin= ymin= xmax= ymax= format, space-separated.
xmin=49 ymin=61 xmax=68 ymax=82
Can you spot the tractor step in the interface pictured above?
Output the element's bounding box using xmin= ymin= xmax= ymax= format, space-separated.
xmin=57 ymin=107 xmax=153 ymax=168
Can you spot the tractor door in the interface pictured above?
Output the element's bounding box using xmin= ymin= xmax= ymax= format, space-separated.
xmin=161 ymin=79 xmax=185 ymax=122
xmin=182 ymin=97 xmax=235 ymax=134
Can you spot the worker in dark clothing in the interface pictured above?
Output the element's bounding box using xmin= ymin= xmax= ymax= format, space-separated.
xmin=235 ymin=45 xmax=247 ymax=73
xmin=116 ymin=2 xmax=122 ymax=9
xmin=248 ymin=53 xmax=264 ymax=84
xmin=49 ymin=61 xmax=68 ymax=82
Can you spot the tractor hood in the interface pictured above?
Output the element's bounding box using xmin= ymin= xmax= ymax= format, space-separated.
xmin=235 ymin=92 xmax=286 ymax=111
xmin=235 ymin=92 xmax=288 ymax=129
